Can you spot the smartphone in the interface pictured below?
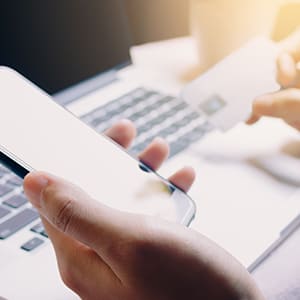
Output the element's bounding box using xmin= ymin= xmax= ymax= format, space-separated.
xmin=0 ymin=67 xmax=196 ymax=226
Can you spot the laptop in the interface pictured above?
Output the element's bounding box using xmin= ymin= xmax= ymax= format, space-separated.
xmin=0 ymin=1 xmax=300 ymax=299
xmin=251 ymin=203 xmax=300 ymax=299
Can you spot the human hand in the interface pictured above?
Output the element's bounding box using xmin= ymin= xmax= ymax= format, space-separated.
xmin=23 ymin=120 xmax=264 ymax=300
xmin=248 ymin=28 xmax=300 ymax=130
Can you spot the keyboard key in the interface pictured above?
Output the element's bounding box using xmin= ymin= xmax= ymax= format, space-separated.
xmin=0 ymin=206 xmax=10 ymax=219
xmin=128 ymin=109 xmax=150 ymax=122
xmin=107 ymin=89 xmax=144 ymax=109
xmin=154 ymin=114 xmax=172 ymax=124
xmin=83 ymin=110 xmax=105 ymax=124
xmin=89 ymin=113 xmax=112 ymax=127
xmin=130 ymin=145 xmax=144 ymax=154
xmin=157 ymin=96 xmax=176 ymax=105
xmin=164 ymin=103 xmax=188 ymax=118
xmin=113 ymin=101 xmax=134 ymax=113
xmin=0 ymin=184 xmax=14 ymax=197
xmin=169 ymin=141 xmax=190 ymax=158
xmin=31 ymin=223 xmax=48 ymax=238
xmin=0 ymin=208 xmax=39 ymax=239
xmin=147 ymin=97 xmax=175 ymax=111
xmin=7 ymin=175 xmax=23 ymax=186
xmin=131 ymin=88 xmax=148 ymax=98
xmin=30 ymin=222 xmax=45 ymax=234
xmin=41 ymin=230 xmax=48 ymax=238
xmin=174 ymin=114 xmax=197 ymax=128
xmin=183 ymin=124 xmax=208 ymax=143
xmin=131 ymin=136 xmax=155 ymax=154
xmin=137 ymin=122 xmax=154 ymax=135
xmin=156 ymin=125 xmax=179 ymax=139
xmin=0 ymin=165 xmax=9 ymax=176
xmin=187 ymin=111 xmax=201 ymax=120
xmin=3 ymin=195 xmax=28 ymax=208
xmin=21 ymin=237 xmax=44 ymax=252
xmin=131 ymin=94 xmax=150 ymax=105
xmin=137 ymin=114 xmax=176 ymax=136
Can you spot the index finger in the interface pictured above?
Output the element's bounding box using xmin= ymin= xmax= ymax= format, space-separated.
xmin=104 ymin=119 xmax=136 ymax=149
xmin=168 ymin=166 xmax=196 ymax=193
xmin=253 ymin=88 xmax=300 ymax=121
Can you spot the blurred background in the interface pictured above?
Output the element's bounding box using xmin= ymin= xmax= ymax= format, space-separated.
xmin=272 ymin=0 xmax=300 ymax=40
xmin=2 ymin=0 xmax=300 ymax=92
xmin=125 ymin=0 xmax=189 ymax=44
xmin=125 ymin=0 xmax=300 ymax=44
xmin=125 ymin=0 xmax=300 ymax=73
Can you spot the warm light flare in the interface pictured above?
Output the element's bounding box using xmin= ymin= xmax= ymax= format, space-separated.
xmin=190 ymin=0 xmax=300 ymax=71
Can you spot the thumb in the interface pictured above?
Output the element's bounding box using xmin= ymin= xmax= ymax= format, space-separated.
xmin=279 ymin=27 xmax=300 ymax=62
xmin=252 ymin=89 xmax=300 ymax=122
xmin=277 ymin=52 xmax=299 ymax=88
xmin=23 ymin=171 xmax=130 ymax=257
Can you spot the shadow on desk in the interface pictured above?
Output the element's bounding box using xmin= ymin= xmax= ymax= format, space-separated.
xmin=248 ymin=140 xmax=300 ymax=187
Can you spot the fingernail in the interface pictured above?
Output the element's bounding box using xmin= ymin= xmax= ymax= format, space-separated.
xmin=24 ymin=173 xmax=49 ymax=208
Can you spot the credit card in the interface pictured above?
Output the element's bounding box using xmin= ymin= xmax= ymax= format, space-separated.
xmin=181 ymin=37 xmax=280 ymax=131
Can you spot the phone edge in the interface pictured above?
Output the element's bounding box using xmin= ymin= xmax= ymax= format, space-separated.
xmin=0 ymin=146 xmax=33 ymax=179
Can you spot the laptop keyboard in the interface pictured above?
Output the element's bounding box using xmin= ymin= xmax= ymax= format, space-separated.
xmin=81 ymin=88 xmax=211 ymax=158
xmin=0 ymin=87 xmax=212 ymax=251
xmin=0 ymin=166 xmax=41 ymax=248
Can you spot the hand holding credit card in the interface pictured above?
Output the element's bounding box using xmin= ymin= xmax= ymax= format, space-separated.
xmin=248 ymin=30 xmax=300 ymax=130
xmin=181 ymin=37 xmax=281 ymax=131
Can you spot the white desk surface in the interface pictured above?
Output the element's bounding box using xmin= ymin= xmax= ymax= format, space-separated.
xmin=128 ymin=37 xmax=300 ymax=267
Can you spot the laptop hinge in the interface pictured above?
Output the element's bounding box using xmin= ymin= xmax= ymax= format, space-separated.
xmin=53 ymin=69 xmax=119 ymax=106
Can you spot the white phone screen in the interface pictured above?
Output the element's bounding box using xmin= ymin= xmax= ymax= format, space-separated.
xmin=0 ymin=67 xmax=195 ymax=225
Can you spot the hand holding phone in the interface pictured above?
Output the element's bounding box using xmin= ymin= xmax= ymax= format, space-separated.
xmin=23 ymin=170 xmax=264 ymax=300
xmin=20 ymin=118 xmax=262 ymax=300
xmin=0 ymin=61 xmax=265 ymax=300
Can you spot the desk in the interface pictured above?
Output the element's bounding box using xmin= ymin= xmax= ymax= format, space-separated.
xmin=127 ymin=37 xmax=300 ymax=267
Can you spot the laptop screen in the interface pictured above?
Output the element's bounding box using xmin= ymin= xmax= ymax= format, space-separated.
xmin=0 ymin=1 xmax=132 ymax=95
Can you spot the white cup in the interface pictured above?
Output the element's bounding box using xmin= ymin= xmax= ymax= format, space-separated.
xmin=190 ymin=0 xmax=281 ymax=72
